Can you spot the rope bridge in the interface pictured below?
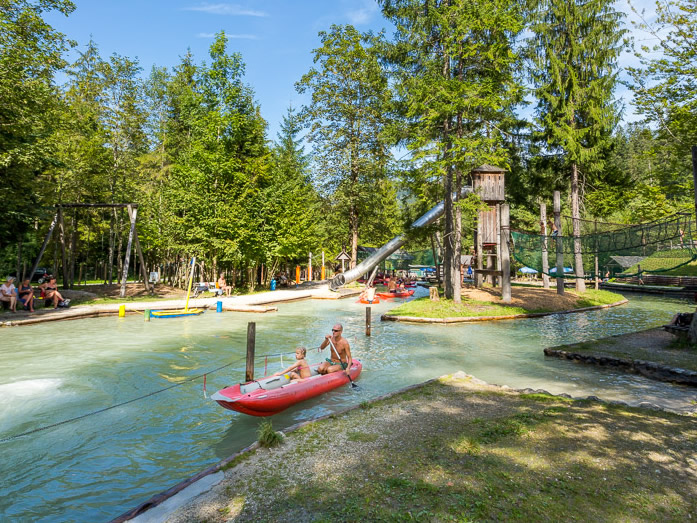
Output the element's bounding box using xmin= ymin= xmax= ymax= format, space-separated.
xmin=510 ymin=212 xmax=697 ymax=278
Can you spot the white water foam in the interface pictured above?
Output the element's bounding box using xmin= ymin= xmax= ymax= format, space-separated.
xmin=0 ymin=378 xmax=63 ymax=398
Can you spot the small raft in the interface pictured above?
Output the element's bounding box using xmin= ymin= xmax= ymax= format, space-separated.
xmin=376 ymin=289 xmax=415 ymax=299
xmin=358 ymin=295 xmax=380 ymax=304
xmin=150 ymin=308 xmax=205 ymax=318
xmin=212 ymin=360 xmax=362 ymax=416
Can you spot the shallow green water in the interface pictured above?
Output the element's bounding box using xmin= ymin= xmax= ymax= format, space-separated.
xmin=0 ymin=289 xmax=695 ymax=521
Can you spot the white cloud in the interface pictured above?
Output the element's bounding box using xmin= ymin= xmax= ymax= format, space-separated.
xmin=344 ymin=0 xmax=379 ymax=25
xmin=184 ymin=3 xmax=268 ymax=17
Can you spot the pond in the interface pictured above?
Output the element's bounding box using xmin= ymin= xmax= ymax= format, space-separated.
xmin=0 ymin=289 xmax=694 ymax=521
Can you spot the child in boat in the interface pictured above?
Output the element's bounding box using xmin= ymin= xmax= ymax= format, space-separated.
xmin=272 ymin=347 xmax=312 ymax=380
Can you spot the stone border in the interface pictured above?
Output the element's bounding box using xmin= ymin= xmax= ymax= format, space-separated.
xmin=544 ymin=347 xmax=697 ymax=386
xmin=381 ymin=298 xmax=628 ymax=324
xmin=111 ymin=368 xmax=693 ymax=523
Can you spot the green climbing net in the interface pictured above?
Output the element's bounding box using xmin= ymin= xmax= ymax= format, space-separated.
xmin=510 ymin=212 xmax=697 ymax=279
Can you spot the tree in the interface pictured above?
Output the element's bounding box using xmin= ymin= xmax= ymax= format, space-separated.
xmin=297 ymin=25 xmax=397 ymax=269
xmin=380 ymin=0 xmax=524 ymax=301
xmin=628 ymin=0 xmax=697 ymax=200
xmin=0 ymin=0 xmax=75 ymax=248
xmin=530 ymin=0 xmax=625 ymax=291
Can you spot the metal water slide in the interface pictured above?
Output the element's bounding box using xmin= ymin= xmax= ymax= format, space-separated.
xmin=329 ymin=186 xmax=473 ymax=291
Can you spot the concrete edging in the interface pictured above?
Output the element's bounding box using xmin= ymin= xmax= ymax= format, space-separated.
xmin=381 ymin=298 xmax=628 ymax=324
xmin=544 ymin=347 xmax=697 ymax=386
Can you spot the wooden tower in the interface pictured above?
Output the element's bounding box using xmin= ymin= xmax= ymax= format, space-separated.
xmin=471 ymin=165 xmax=506 ymax=288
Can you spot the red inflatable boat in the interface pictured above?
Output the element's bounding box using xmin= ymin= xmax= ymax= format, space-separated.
xmin=376 ymin=289 xmax=415 ymax=299
xmin=212 ymin=360 xmax=362 ymax=416
xmin=358 ymin=296 xmax=380 ymax=304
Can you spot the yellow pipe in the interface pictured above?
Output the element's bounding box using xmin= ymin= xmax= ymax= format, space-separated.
xmin=184 ymin=256 xmax=196 ymax=312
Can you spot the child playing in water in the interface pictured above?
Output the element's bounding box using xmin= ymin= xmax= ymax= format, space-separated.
xmin=272 ymin=347 xmax=312 ymax=380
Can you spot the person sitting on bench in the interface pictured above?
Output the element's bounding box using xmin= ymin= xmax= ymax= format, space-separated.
xmin=0 ymin=276 xmax=17 ymax=312
xmin=18 ymin=279 xmax=35 ymax=312
xmin=41 ymin=277 xmax=66 ymax=309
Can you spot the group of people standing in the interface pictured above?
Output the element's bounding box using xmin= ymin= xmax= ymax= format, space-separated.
xmin=0 ymin=275 xmax=68 ymax=313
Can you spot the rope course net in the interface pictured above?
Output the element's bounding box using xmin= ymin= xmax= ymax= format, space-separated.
xmin=510 ymin=212 xmax=697 ymax=279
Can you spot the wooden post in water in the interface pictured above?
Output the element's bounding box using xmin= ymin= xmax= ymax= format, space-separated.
xmin=365 ymin=307 xmax=371 ymax=336
xmin=554 ymin=191 xmax=564 ymax=295
xmin=501 ymin=204 xmax=511 ymax=303
xmin=246 ymin=322 xmax=256 ymax=382
xmin=540 ymin=201 xmax=550 ymax=289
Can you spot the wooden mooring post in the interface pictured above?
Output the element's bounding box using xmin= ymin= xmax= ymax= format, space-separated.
xmin=365 ymin=307 xmax=371 ymax=336
xmin=245 ymin=322 xmax=256 ymax=382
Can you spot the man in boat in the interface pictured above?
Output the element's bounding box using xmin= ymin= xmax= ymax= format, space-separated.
xmin=317 ymin=323 xmax=353 ymax=376
xmin=387 ymin=277 xmax=397 ymax=293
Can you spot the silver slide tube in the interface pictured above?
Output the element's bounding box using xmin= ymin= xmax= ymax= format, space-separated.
xmin=329 ymin=186 xmax=472 ymax=290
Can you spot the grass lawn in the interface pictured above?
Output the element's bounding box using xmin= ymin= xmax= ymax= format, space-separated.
xmin=175 ymin=377 xmax=697 ymax=522
xmin=387 ymin=288 xmax=622 ymax=319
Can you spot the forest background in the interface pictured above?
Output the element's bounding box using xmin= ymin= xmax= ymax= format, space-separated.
xmin=1 ymin=0 xmax=695 ymax=295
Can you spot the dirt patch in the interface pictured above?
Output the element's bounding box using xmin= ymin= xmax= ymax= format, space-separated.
xmin=73 ymin=283 xmax=185 ymax=299
xmin=462 ymin=285 xmax=582 ymax=310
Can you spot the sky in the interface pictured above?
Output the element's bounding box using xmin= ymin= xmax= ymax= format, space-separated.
xmin=45 ymin=0 xmax=661 ymax=141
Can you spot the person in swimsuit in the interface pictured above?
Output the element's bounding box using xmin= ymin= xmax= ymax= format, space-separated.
xmin=18 ymin=279 xmax=35 ymax=312
xmin=272 ymin=347 xmax=312 ymax=381
xmin=41 ymin=277 xmax=65 ymax=308
xmin=317 ymin=323 xmax=353 ymax=376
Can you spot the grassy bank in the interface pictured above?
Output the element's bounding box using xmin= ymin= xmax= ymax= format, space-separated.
xmin=170 ymin=376 xmax=696 ymax=522
xmin=388 ymin=288 xmax=622 ymax=319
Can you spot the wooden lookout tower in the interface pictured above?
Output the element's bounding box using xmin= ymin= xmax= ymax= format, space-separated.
xmin=471 ymin=165 xmax=506 ymax=288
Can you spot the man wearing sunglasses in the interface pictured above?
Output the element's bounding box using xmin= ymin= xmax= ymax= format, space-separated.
xmin=317 ymin=323 xmax=353 ymax=376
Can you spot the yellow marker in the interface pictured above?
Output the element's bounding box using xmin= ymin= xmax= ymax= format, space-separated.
xmin=118 ymin=305 xmax=126 ymax=317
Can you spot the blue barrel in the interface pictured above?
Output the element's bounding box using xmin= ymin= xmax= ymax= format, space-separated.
xmin=216 ymin=301 xmax=223 ymax=313
xmin=270 ymin=279 xmax=277 ymax=291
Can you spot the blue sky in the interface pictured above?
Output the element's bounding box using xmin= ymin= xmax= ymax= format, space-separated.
xmin=46 ymin=0 xmax=659 ymax=141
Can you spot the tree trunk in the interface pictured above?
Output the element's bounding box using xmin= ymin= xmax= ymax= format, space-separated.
xmin=108 ymin=209 xmax=115 ymax=284
xmin=452 ymin=167 xmax=462 ymax=303
xmin=571 ymin=162 xmax=586 ymax=292
xmin=350 ymin=203 xmax=358 ymax=270
xmin=540 ymin=201 xmax=550 ymax=289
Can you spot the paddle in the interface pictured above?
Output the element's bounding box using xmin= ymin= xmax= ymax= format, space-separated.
xmin=327 ymin=337 xmax=359 ymax=390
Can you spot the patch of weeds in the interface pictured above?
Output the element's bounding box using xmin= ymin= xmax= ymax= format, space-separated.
xmin=218 ymin=506 xmax=230 ymax=515
xmin=542 ymin=406 xmax=568 ymax=416
xmin=478 ymin=413 xmax=542 ymax=443
xmin=359 ymin=400 xmax=373 ymax=410
xmin=450 ymin=436 xmax=481 ymax=455
xmin=519 ymin=393 xmax=572 ymax=402
xmin=295 ymin=423 xmax=318 ymax=435
xmin=257 ymin=419 xmax=283 ymax=448
xmin=668 ymin=337 xmax=697 ymax=351
xmin=347 ymin=431 xmax=379 ymax=443
xmin=221 ymin=449 xmax=255 ymax=471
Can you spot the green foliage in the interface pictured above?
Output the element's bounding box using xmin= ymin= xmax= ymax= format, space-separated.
xmin=297 ymin=25 xmax=399 ymax=266
xmin=257 ymin=419 xmax=283 ymax=448
xmin=0 ymin=0 xmax=75 ymax=247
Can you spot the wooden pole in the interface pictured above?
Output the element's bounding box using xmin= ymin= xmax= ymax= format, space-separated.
xmin=365 ymin=306 xmax=371 ymax=336
xmin=475 ymin=213 xmax=483 ymax=288
xmin=296 ymin=265 xmax=300 ymax=286
xmin=308 ymin=252 xmax=312 ymax=282
xmin=245 ymin=322 xmax=256 ymax=382
xmin=693 ymin=146 xmax=697 ymax=238
xmin=119 ymin=206 xmax=137 ymax=298
xmin=58 ymin=207 xmax=70 ymax=289
xmin=501 ymin=204 xmax=511 ymax=303
xmin=554 ymin=191 xmax=564 ymax=295
xmin=594 ymin=219 xmax=599 ymax=290
xmin=321 ymin=251 xmax=326 ymax=281
xmin=540 ymin=202 xmax=550 ymax=289
xmin=127 ymin=204 xmax=151 ymax=294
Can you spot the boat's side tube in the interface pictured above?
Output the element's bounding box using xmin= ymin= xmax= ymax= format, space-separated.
xmin=329 ymin=187 xmax=473 ymax=291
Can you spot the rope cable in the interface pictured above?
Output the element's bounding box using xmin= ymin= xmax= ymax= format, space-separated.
xmin=0 ymin=345 xmax=329 ymax=444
